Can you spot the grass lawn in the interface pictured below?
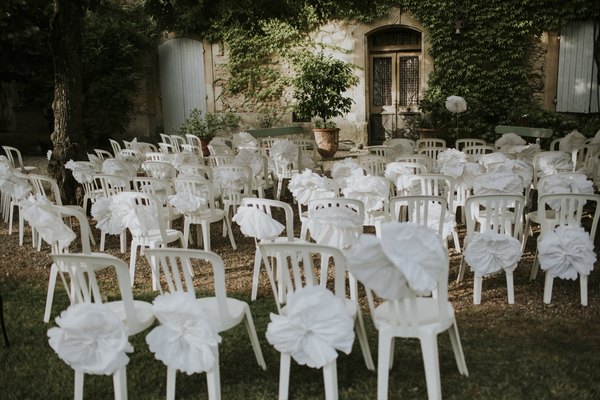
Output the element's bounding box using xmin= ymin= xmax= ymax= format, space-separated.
xmin=1 ymin=276 xmax=599 ymax=399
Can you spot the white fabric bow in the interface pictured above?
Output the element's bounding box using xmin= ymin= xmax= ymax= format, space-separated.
xmin=411 ymin=202 xmax=456 ymax=238
xmin=342 ymin=171 xmax=389 ymax=212
xmin=48 ymin=303 xmax=133 ymax=375
xmin=385 ymin=162 xmax=416 ymax=193
xmin=288 ymin=169 xmax=336 ymax=204
xmin=559 ymin=131 xmax=586 ymax=155
xmin=331 ymin=158 xmax=365 ymax=188
xmin=464 ymin=231 xmax=522 ymax=277
xmin=102 ymin=159 xmax=136 ymax=180
xmin=437 ymin=149 xmax=468 ymax=168
xmin=234 ymin=149 xmax=264 ymax=176
xmin=387 ymin=140 xmax=414 ymax=155
xmin=536 ymin=152 xmax=574 ymax=177
xmin=479 ymin=152 xmax=509 ymax=169
xmin=115 ymin=153 xmax=142 ymax=172
xmin=495 ymin=133 xmax=526 ymax=152
xmin=0 ymin=171 xmax=32 ymax=200
xmin=168 ymin=192 xmax=208 ymax=215
xmin=110 ymin=192 xmax=160 ymax=236
xmin=270 ymin=139 xmax=299 ymax=168
xmin=233 ymin=132 xmax=259 ymax=149
xmin=146 ymin=292 xmax=221 ymax=375
xmin=489 ymin=160 xmax=533 ymax=188
xmin=92 ymin=197 xmax=126 ymax=235
xmin=445 ymin=96 xmax=467 ymax=113
xmin=541 ymin=174 xmax=593 ymax=211
xmin=65 ymin=160 xmax=96 ymax=184
xmin=21 ymin=195 xmax=76 ymax=249
xmin=538 ymin=226 xmax=596 ymax=280
xmin=213 ymin=169 xmax=247 ymax=191
xmin=504 ymin=144 xmax=541 ymax=165
xmin=266 ymin=285 xmax=354 ymax=369
xmin=347 ymin=222 xmax=447 ymax=297
xmin=473 ymin=172 xmax=523 ymax=196
xmin=306 ymin=207 xmax=362 ymax=249
xmin=173 ymin=151 xmax=201 ymax=169
xmin=232 ymin=206 xmax=285 ymax=240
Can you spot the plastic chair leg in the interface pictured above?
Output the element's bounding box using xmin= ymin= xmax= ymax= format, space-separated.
xmin=452 ymin=230 xmax=461 ymax=253
xmin=112 ymin=367 xmax=127 ymax=400
xmin=419 ymin=331 xmax=442 ymax=400
xmin=473 ymin=275 xmax=483 ymax=305
xmin=354 ymin=309 xmax=375 ymax=371
xmin=8 ymin=201 xmax=14 ymax=235
xmin=448 ymin=322 xmax=469 ymax=376
xmin=580 ymin=274 xmax=588 ymax=306
xmin=120 ymin=231 xmax=127 ymax=253
xmin=129 ymin=240 xmax=139 ymax=286
xmin=166 ymin=366 xmax=176 ymax=400
xmin=543 ymin=272 xmax=554 ymax=304
xmin=322 ymin=361 xmax=339 ymax=400
xmin=74 ymin=371 xmax=84 ymax=400
xmin=279 ymin=353 xmax=292 ymax=400
xmin=521 ymin=217 xmax=531 ymax=252
xmin=100 ymin=231 xmax=106 ymax=252
xmin=148 ymin=244 xmax=160 ymax=291
xmin=251 ymin=247 xmax=262 ymax=301
xmin=377 ymin=328 xmax=394 ymax=400
xmin=183 ymin=220 xmax=191 ymax=249
xmin=206 ymin=349 xmax=221 ymax=400
xmin=18 ymin=211 xmax=25 ymax=246
xmin=44 ymin=264 xmax=59 ymax=323
xmin=456 ymin=256 xmax=466 ymax=284
xmin=242 ymin=305 xmax=267 ymax=370
xmin=530 ymin=250 xmax=540 ymax=280
xmin=202 ymin=222 xmax=211 ymax=252
xmin=224 ymin=217 xmax=237 ymax=250
xmin=506 ymin=270 xmax=515 ymax=304
xmin=320 ymin=255 xmax=329 ymax=287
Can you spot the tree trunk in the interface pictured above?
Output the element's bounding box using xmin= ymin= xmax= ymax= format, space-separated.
xmin=48 ymin=0 xmax=87 ymax=205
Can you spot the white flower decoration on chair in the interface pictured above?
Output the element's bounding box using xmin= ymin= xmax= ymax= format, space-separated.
xmin=463 ymin=231 xmax=522 ymax=277
xmin=146 ymin=292 xmax=221 ymax=375
xmin=412 ymin=202 xmax=456 ymax=238
xmin=347 ymin=222 xmax=447 ymax=297
xmin=116 ymin=153 xmax=142 ymax=172
xmin=478 ymin=152 xmax=509 ymax=169
xmin=233 ymin=131 xmax=259 ymax=149
xmin=536 ymin=152 xmax=574 ymax=177
xmin=213 ymin=169 xmax=247 ymax=192
xmin=489 ymin=160 xmax=533 ymax=188
xmin=385 ymin=162 xmax=416 ymax=194
xmin=92 ymin=197 xmax=126 ymax=235
xmin=0 ymin=172 xmax=32 ymax=200
xmin=232 ymin=205 xmax=285 ymax=240
xmin=495 ymin=133 xmax=526 ymax=152
xmin=270 ymin=139 xmax=299 ymax=168
xmin=437 ymin=149 xmax=468 ymax=168
xmin=473 ymin=172 xmax=523 ymax=196
xmin=65 ymin=160 xmax=95 ymax=184
xmin=102 ymin=159 xmax=136 ymax=179
xmin=168 ymin=192 xmax=208 ymax=216
xmin=542 ymin=174 xmax=593 ymax=211
xmin=48 ymin=303 xmax=133 ymax=375
xmin=342 ymin=171 xmax=389 ymax=212
xmin=234 ymin=149 xmax=264 ymax=176
xmin=288 ymin=170 xmax=335 ymax=204
xmin=458 ymin=162 xmax=486 ymax=189
xmin=111 ymin=192 xmax=160 ymax=236
xmin=266 ymin=285 xmax=354 ymax=369
xmin=331 ymin=158 xmax=365 ymax=188
xmin=559 ymin=131 xmax=586 ymax=155
xmin=87 ymin=153 xmax=103 ymax=171
xmin=445 ymin=96 xmax=467 ymax=113
xmin=504 ymin=144 xmax=541 ymax=165
xmin=538 ymin=226 xmax=596 ymax=280
xmin=46 ymin=150 xmax=52 ymax=160
xmin=173 ymin=151 xmax=201 ymax=169
xmin=306 ymin=207 xmax=362 ymax=249
xmin=21 ymin=195 xmax=76 ymax=249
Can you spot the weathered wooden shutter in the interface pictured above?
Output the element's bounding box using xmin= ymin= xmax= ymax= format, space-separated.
xmin=556 ymin=21 xmax=599 ymax=114
xmin=158 ymin=38 xmax=207 ymax=134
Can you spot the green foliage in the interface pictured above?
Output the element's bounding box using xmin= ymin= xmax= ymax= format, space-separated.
xmin=257 ymin=106 xmax=288 ymax=128
xmin=416 ymin=87 xmax=454 ymax=129
xmin=174 ymin=108 xmax=240 ymax=139
xmin=292 ymin=53 xmax=358 ymax=127
xmin=82 ymin=2 xmax=158 ymax=148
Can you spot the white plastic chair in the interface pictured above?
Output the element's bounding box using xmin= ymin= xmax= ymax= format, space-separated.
xmin=417 ymin=147 xmax=448 ymax=167
xmin=185 ymin=133 xmax=202 ymax=147
xmin=384 ymin=138 xmax=415 ymax=155
xmin=180 ymin=143 xmax=204 ymax=157
xmin=213 ymin=164 xmax=255 ymax=233
xmin=146 ymin=152 xmax=169 ymax=162
xmin=535 ymin=193 xmax=600 ymax=306
xmin=124 ymin=193 xmax=185 ymax=289
xmin=50 ymin=252 xmax=155 ymax=400
xmin=208 ymin=154 xmax=235 ymax=167
xmin=109 ymin=139 xmax=122 ymax=157
xmin=177 ymin=164 xmax=214 ymax=180
xmin=94 ymin=174 xmax=131 ymax=253
xmin=132 ymin=177 xmax=181 ymax=228
xmin=357 ymin=154 xmax=388 ymax=176
xmin=159 ymin=142 xmax=179 ymax=155
xmin=456 ymin=138 xmax=486 ymax=151
xmin=208 ymin=144 xmax=235 ymax=156
xmin=94 ymin=149 xmax=114 ymax=160
xmin=416 ymin=138 xmax=446 ymax=149
xmin=368 ymin=146 xmax=399 ymax=162
xmin=144 ymin=248 xmax=267 ymax=400
xmin=173 ymin=177 xmax=236 ymax=252
xmin=258 ymin=242 xmax=375 ymax=379
xmin=170 ymin=135 xmax=185 ymax=152
xmin=394 ymin=154 xmax=433 ymax=171
xmin=458 ymin=194 xmax=525 ymax=304
xmin=41 ymin=204 xmax=93 ymax=323
xmin=241 ymin=198 xmax=304 ymax=301
xmin=364 ymin=245 xmax=468 ymax=400
xmin=2 ymin=146 xmax=40 ymax=174
xmin=142 ymin=160 xmax=177 ymax=179
xmin=389 ymin=195 xmax=446 ymax=236
xmin=160 ymin=133 xmax=174 ymax=145
xmin=406 ymin=174 xmax=461 ymax=252
xmin=462 ymin=145 xmax=495 ymax=162
xmin=6 ymin=171 xmax=33 ymax=245
xmin=293 ymin=138 xmax=323 ymax=173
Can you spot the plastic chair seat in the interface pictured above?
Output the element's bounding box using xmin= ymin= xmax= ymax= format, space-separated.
xmin=137 ymin=228 xmax=184 ymax=246
xmin=104 ymin=300 xmax=155 ymax=336
xmin=196 ymin=297 xmax=250 ymax=332
xmin=374 ymin=299 xmax=455 ymax=330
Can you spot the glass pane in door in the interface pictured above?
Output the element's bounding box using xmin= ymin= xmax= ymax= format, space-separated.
xmin=373 ymin=58 xmax=393 ymax=107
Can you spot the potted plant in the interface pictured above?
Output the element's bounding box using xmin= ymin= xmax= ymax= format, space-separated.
xmin=174 ymin=109 xmax=240 ymax=155
xmin=292 ymin=53 xmax=358 ymax=158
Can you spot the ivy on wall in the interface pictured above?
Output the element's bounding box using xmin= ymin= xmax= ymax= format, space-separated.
xmin=146 ymin=0 xmax=600 ymax=138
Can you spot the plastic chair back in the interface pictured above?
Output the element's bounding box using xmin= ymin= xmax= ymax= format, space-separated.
xmin=416 ymin=138 xmax=446 ymax=149
xmin=357 ymin=155 xmax=388 ymax=176
xmin=456 ymin=138 xmax=486 ymax=151
xmin=394 ymin=154 xmax=432 ymax=171
xmin=389 ymin=195 xmax=447 ymax=236
xmin=109 ymin=139 xmax=122 ymax=157
xmin=142 ymin=161 xmax=176 ymax=179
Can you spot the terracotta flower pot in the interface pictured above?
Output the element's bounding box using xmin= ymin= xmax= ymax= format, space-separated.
xmin=313 ymin=128 xmax=340 ymax=158
xmin=200 ymin=137 xmax=213 ymax=156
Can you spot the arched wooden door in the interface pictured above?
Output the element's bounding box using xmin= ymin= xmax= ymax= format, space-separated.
xmin=369 ymin=29 xmax=422 ymax=144
xmin=158 ymin=37 xmax=207 ymax=134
